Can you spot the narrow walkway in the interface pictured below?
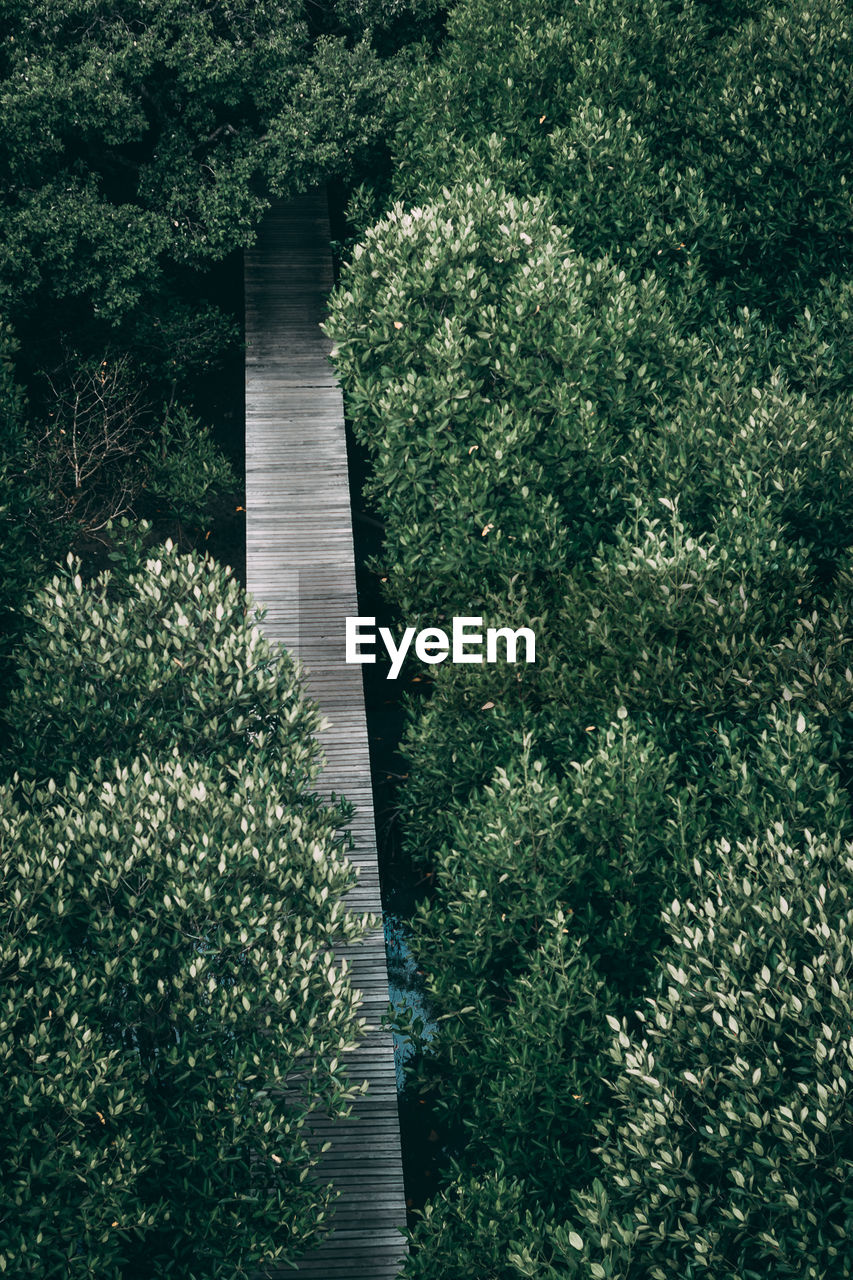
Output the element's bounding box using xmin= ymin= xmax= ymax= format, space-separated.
xmin=245 ymin=190 xmax=407 ymax=1279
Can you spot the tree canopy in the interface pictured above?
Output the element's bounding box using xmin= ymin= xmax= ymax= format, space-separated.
xmin=0 ymin=541 xmax=370 ymax=1277
xmin=0 ymin=0 xmax=419 ymax=320
xmin=6 ymin=0 xmax=853 ymax=1270
xmin=327 ymin=0 xmax=853 ymax=1274
xmin=0 ymin=1 xmax=437 ymax=1270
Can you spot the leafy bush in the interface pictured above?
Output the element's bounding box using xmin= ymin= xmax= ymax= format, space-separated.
xmin=0 ymin=0 xmax=425 ymax=572
xmin=2 ymin=537 xmax=317 ymax=786
xmin=328 ymin=181 xmax=693 ymax=614
xmin=142 ymin=408 xmax=235 ymax=531
xmin=399 ymin=716 xmax=853 ymax=1277
xmin=0 ymin=0 xmax=419 ymax=322
xmin=533 ymin=774 xmax=853 ymax=1278
xmin=0 ymin=326 xmax=51 ymax=672
xmin=329 ymin=182 xmax=853 ymax=845
xmin=328 ymin=183 xmax=853 ymax=632
xmin=326 ymin=3 xmax=853 ymax=1271
xmin=0 ymin=756 xmax=365 ymax=1279
xmin=0 ymin=541 xmax=368 ymax=1276
xmin=388 ymin=0 xmax=853 ymax=314
xmin=402 ymin=1173 xmax=548 ymax=1280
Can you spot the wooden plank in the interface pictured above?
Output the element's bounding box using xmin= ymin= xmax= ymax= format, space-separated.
xmin=245 ymin=189 xmax=407 ymax=1280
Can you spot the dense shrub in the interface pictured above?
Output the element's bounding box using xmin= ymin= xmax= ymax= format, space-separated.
xmin=393 ymin=718 xmax=853 ymax=1278
xmin=529 ymin=783 xmax=853 ymax=1278
xmin=328 ymin=182 xmax=853 ymax=841
xmin=0 ymin=0 xmax=416 ymax=322
xmin=0 ymin=326 xmax=50 ymax=672
xmin=141 ymin=408 xmax=235 ymax=532
xmin=0 ymin=542 xmax=368 ymax=1277
xmin=389 ymin=0 xmax=853 ymax=314
xmin=2 ymin=536 xmax=317 ymax=786
xmin=327 ymin=1 xmax=853 ymax=1271
xmin=0 ymin=0 xmax=431 ymax=580
xmin=328 ymin=184 xmax=853 ymax=625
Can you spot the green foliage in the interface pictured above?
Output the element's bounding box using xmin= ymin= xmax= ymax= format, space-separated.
xmin=2 ymin=538 xmax=318 ymax=787
xmin=328 ymin=180 xmax=853 ymax=845
xmin=328 ymin=183 xmax=853 ymax=631
xmin=0 ymin=325 xmax=57 ymax=682
xmin=401 ymin=716 xmax=847 ymax=1203
xmin=327 ymin=181 xmax=691 ymax=616
xmin=401 ymin=717 xmax=853 ymax=1277
xmin=0 ymin=0 xmax=415 ymax=321
xmin=533 ymin=809 xmax=853 ymax=1277
xmin=326 ymin=0 xmax=447 ymax=56
xmin=0 ymin=540 xmax=368 ymax=1276
xmin=326 ymin=1 xmax=853 ymax=1270
xmin=126 ymin=295 xmax=240 ymax=405
xmin=389 ymin=0 xmax=853 ymax=313
xmin=142 ymin=408 xmax=235 ymax=531
xmin=0 ymin=754 xmax=366 ymax=1279
xmin=402 ymin=1173 xmax=548 ymax=1280
xmin=0 ymin=328 xmax=37 ymax=621
xmin=0 ymin=0 xmax=423 ymax=566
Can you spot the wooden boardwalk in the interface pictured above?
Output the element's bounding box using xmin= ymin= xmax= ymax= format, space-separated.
xmin=245 ymin=190 xmax=407 ymax=1279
